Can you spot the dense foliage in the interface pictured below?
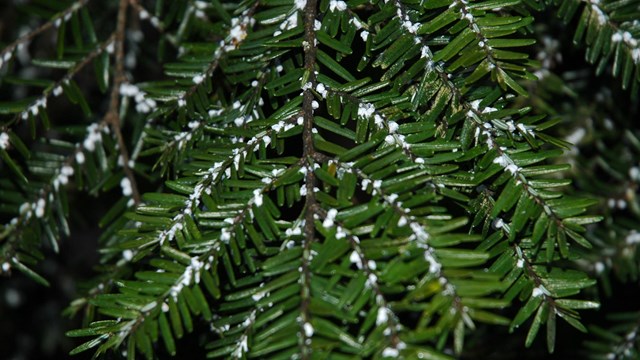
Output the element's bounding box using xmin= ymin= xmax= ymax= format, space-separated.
xmin=1 ymin=0 xmax=639 ymax=359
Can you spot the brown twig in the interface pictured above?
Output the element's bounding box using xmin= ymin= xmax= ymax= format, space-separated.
xmin=1 ymin=35 xmax=115 ymax=131
xmin=0 ymin=0 xmax=90 ymax=62
xmin=299 ymin=0 xmax=319 ymax=358
xmin=105 ymin=0 xmax=141 ymax=205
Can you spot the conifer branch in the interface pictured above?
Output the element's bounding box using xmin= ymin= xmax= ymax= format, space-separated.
xmin=0 ymin=1 xmax=617 ymax=358
xmin=105 ymin=0 xmax=141 ymax=205
xmin=127 ymin=0 xmax=166 ymax=33
xmin=300 ymin=1 xmax=319 ymax=357
xmin=0 ymin=122 xmax=110 ymax=275
xmin=314 ymin=206 xmax=405 ymax=356
xmin=385 ymin=0 xmax=569 ymax=244
xmin=0 ymin=0 xmax=90 ymax=68
xmin=1 ymin=35 xmax=115 ymax=131
xmin=101 ymin=161 xmax=297 ymax=353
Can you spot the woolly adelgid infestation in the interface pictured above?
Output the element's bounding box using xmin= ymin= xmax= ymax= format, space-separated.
xmin=1 ymin=0 xmax=640 ymax=359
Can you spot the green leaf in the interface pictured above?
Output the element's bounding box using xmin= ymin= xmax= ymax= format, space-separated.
xmin=0 ymin=149 xmax=28 ymax=183
xmin=511 ymin=295 xmax=543 ymax=332
xmin=317 ymin=49 xmax=356 ymax=81
xmin=525 ymin=302 xmax=548 ymax=348
xmin=69 ymin=334 xmax=108 ymax=355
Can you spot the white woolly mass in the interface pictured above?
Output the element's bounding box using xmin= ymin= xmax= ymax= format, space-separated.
xmin=252 ymin=292 xmax=266 ymax=301
xmin=82 ymin=124 xmax=102 ymax=151
xmin=0 ymin=132 xmax=9 ymax=150
xmin=626 ymin=230 xmax=640 ymax=245
xmin=122 ymin=249 xmax=134 ymax=261
xmin=34 ymin=198 xmax=46 ymax=218
xmin=350 ymin=17 xmax=363 ymax=30
xmin=382 ymin=347 xmax=399 ymax=357
xmin=532 ymin=286 xmax=544 ymax=297
xmin=75 ymin=151 xmax=85 ymax=165
xmin=376 ymin=307 xmax=389 ymax=325
xmin=192 ymin=74 xmax=205 ymax=84
xmin=139 ymin=9 xmax=149 ymax=20
xmin=323 ymin=208 xmax=338 ymax=228
xmin=294 ymin=0 xmax=307 ymax=10
xmin=365 ymin=273 xmax=378 ymax=288
xmin=384 ymin=135 xmax=395 ymax=145
xmin=315 ymin=83 xmax=328 ymax=98
xmin=253 ymin=189 xmax=263 ymax=207
xmin=229 ymin=17 xmax=249 ymax=44
xmin=232 ymin=336 xmax=249 ymax=358
xmin=169 ymin=257 xmax=204 ymax=300
xmin=591 ymin=4 xmax=607 ymax=25
xmin=349 ymin=251 xmax=362 ymax=269
xmin=303 ymin=322 xmax=314 ymax=337
xmin=357 ymin=102 xmax=375 ymax=118
xmin=329 ymin=0 xmax=347 ymax=11
xmin=410 ymin=222 xmax=429 ymax=242
xmin=53 ymin=86 xmax=63 ymax=97
xmin=120 ymin=177 xmax=132 ymax=196
xmin=53 ymin=164 xmax=75 ymax=189
xmin=387 ymin=121 xmax=399 ymax=133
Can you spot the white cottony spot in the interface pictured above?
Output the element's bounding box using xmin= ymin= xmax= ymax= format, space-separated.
xmin=385 ymin=135 xmax=395 ymax=145
xmin=323 ymin=208 xmax=337 ymax=228
xmin=35 ymin=198 xmax=46 ymax=218
xmin=120 ymin=177 xmax=133 ymax=196
xmin=626 ymin=230 xmax=640 ymax=245
xmin=532 ymin=286 xmax=546 ymax=297
xmin=316 ymin=83 xmax=327 ymax=98
xmin=123 ymin=249 xmax=134 ymax=261
xmin=61 ymin=165 xmax=74 ymax=177
xmin=360 ymin=30 xmax=369 ymax=41
xmin=349 ymin=251 xmax=362 ymax=268
xmin=516 ymin=258 xmax=524 ymax=268
xmin=329 ymin=0 xmax=347 ymax=11
xmin=0 ymin=132 xmax=9 ymax=150
xmin=192 ymin=74 xmax=205 ymax=84
xmin=382 ymin=347 xmax=399 ymax=357
xmin=303 ymin=322 xmax=314 ymax=337
xmin=53 ymin=86 xmax=63 ymax=97
xmin=376 ymin=307 xmax=389 ymax=325
xmin=75 ymin=151 xmax=85 ymax=164
xmin=358 ymin=102 xmax=375 ymax=118
xmin=253 ymin=189 xmax=263 ymax=206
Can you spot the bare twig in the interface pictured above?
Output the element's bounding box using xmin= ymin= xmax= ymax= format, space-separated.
xmin=0 ymin=0 xmax=90 ymax=63
xmin=105 ymin=0 xmax=141 ymax=205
